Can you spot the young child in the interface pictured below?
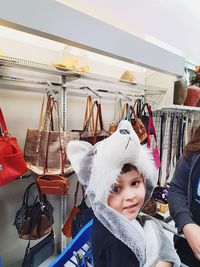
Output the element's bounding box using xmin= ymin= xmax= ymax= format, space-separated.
xmin=67 ymin=120 xmax=180 ymax=267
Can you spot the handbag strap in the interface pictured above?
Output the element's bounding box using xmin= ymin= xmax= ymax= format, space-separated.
xmin=0 ymin=108 xmax=9 ymax=136
xmin=130 ymin=104 xmax=141 ymax=121
xmin=140 ymin=103 xmax=151 ymax=116
xmin=133 ymin=99 xmax=143 ymax=117
xmin=119 ymin=102 xmax=127 ymax=121
xmin=93 ymin=102 xmax=105 ymax=144
xmin=39 ymin=92 xmax=48 ymax=129
xmin=73 ymin=181 xmax=86 ymax=206
xmin=22 ymin=182 xmax=36 ymax=206
xmin=36 ymin=95 xmax=53 ymax=153
xmin=83 ymin=99 xmax=97 ymax=132
xmin=74 ymin=181 xmax=80 ymax=206
xmin=43 ymin=100 xmax=65 ymax=175
xmin=112 ymin=97 xmax=122 ymax=123
xmin=147 ymin=106 xmax=157 ymax=148
xmin=39 ymin=94 xmax=53 ymax=130
xmin=83 ymin=96 xmax=94 ymax=131
xmin=97 ymin=102 xmax=104 ymax=130
xmin=125 ymin=103 xmax=131 ymax=121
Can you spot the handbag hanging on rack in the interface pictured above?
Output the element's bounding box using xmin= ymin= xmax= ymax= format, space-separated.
xmin=36 ymin=100 xmax=69 ymax=195
xmin=24 ymin=93 xmax=79 ymax=175
xmin=78 ymin=100 xmax=110 ymax=145
xmin=130 ymin=105 xmax=147 ymax=143
xmin=71 ymin=191 xmax=94 ymax=239
xmin=140 ymin=103 xmax=154 ymax=135
xmin=62 ymin=181 xmax=82 ymax=238
xmin=0 ymin=108 xmax=28 ymax=186
xmin=22 ymin=230 xmax=55 ymax=267
xmin=14 ymin=182 xmax=54 ymax=240
xmin=125 ymin=103 xmax=147 ymax=143
xmin=72 ymin=95 xmax=95 ymax=138
xmin=109 ymin=97 xmax=122 ymax=133
xmin=62 ymin=180 xmax=94 ymax=238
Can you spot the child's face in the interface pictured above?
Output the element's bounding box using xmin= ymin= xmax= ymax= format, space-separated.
xmin=107 ymin=169 xmax=145 ymax=220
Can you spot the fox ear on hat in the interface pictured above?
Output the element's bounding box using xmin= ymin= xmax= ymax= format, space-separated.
xmin=67 ymin=140 xmax=93 ymax=175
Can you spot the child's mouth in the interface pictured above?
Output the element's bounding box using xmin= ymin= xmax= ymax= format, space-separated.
xmin=124 ymin=203 xmax=138 ymax=212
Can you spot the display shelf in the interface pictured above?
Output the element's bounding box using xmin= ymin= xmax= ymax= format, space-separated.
xmin=157 ymin=104 xmax=200 ymax=113
xmin=0 ymin=55 xmax=168 ymax=95
xmin=0 ymin=55 xmax=68 ymax=76
xmin=67 ymin=71 xmax=167 ymax=94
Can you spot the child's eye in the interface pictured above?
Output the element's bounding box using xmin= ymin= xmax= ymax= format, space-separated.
xmin=111 ymin=183 xmax=120 ymax=193
xmin=131 ymin=181 xmax=140 ymax=187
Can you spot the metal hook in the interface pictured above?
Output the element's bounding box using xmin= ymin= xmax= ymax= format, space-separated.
xmin=117 ymin=91 xmax=133 ymax=101
xmin=80 ymin=86 xmax=102 ymax=99
xmin=45 ymin=80 xmax=52 ymax=87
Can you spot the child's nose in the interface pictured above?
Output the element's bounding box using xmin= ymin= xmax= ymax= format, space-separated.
xmin=124 ymin=187 xmax=136 ymax=200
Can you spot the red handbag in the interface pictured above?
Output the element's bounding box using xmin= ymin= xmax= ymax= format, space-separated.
xmin=0 ymin=108 xmax=28 ymax=185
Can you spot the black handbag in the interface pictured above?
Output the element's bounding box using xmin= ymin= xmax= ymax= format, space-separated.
xmin=139 ymin=103 xmax=154 ymax=136
xmin=71 ymin=198 xmax=94 ymax=238
xmin=22 ymin=230 xmax=55 ymax=267
xmin=14 ymin=182 xmax=54 ymax=240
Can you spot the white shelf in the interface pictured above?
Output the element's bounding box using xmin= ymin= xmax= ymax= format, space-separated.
xmin=0 ymin=55 xmax=168 ymax=96
xmin=157 ymin=104 xmax=200 ymax=113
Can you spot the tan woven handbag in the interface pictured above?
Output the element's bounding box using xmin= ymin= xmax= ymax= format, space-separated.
xmin=24 ymin=94 xmax=79 ymax=175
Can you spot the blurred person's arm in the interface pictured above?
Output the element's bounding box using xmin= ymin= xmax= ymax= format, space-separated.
xmin=183 ymin=223 xmax=200 ymax=260
xmin=168 ymin=155 xmax=194 ymax=233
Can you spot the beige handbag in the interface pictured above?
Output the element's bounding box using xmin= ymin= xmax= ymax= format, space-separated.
xmin=24 ymin=94 xmax=79 ymax=175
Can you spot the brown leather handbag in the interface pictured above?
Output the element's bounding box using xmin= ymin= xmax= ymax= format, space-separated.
xmin=130 ymin=106 xmax=147 ymax=143
xmin=36 ymin=100 xmax=70 ymax=195
xmin=36 ymin=174 xmax=69 ymax=195
xmin=79 ymin=100 xmax=110 ymax=145
xmin=36 ymin=145 xmax=69 ymax=195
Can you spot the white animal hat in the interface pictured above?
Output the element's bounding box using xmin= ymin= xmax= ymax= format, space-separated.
xmin=67 ymin=120 xmax=157 ymax=203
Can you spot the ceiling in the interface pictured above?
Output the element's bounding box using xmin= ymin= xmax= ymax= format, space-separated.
xmin=57 ymin=0 xmax=200 ymax=65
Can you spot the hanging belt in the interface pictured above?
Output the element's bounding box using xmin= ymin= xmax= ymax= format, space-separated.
xmin=181 ymin=116 xmax=187 ymax=154
xmin=158 ymin=112 xmax=167 ymax=186
xmin=176 ymin=114 xmax=184 ymax=161
xmin=165 ymin=113 xmax=175 ymax=184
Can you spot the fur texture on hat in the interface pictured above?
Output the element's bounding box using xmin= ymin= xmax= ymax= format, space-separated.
xmin=67 ymin=120 xmax=156 ymax=203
